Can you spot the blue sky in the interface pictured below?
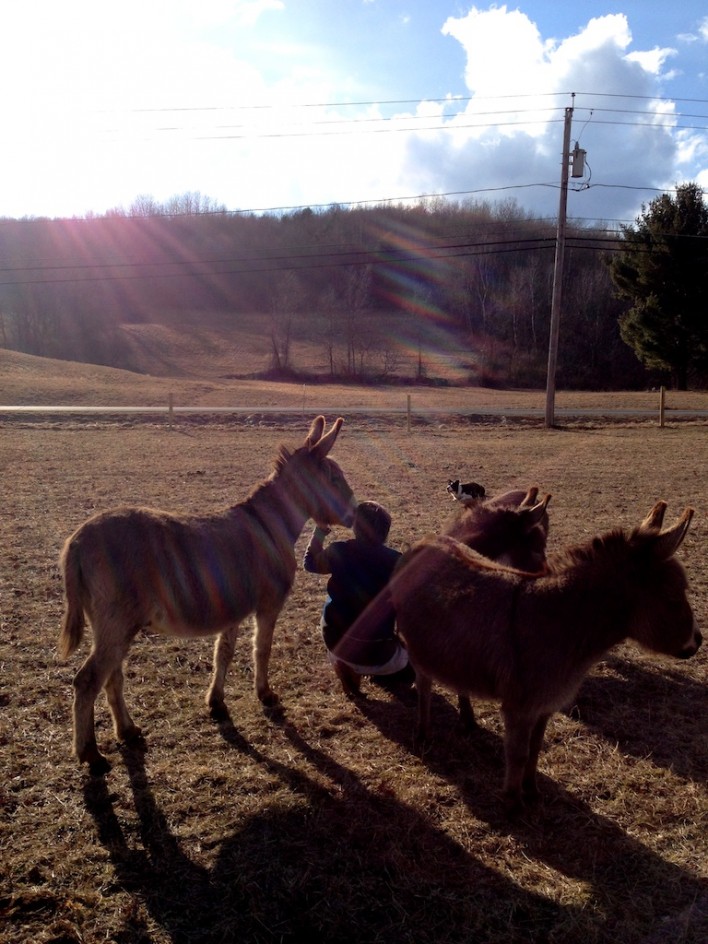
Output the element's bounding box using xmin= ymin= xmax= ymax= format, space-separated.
xmin=1 ymin=1 xmax=707 ymax=225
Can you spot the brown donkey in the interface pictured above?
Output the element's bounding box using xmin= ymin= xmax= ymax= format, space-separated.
xmin=445 ymin=486 xmax=550 ymax=574
xmin=440 ymin=486 xmax=550 ymax=729
xmin=390 ymin=501 xmax=702 ymax=814
xmin=333 ymin=486 xmax=551 ymax=709
xmin=58 ymin=416 xmax=357 ymax=775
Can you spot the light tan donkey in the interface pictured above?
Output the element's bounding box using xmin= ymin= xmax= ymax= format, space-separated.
xmin=58 ymin=416 xmax=357 ymax=775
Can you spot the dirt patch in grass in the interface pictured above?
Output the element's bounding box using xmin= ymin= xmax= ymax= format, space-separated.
xmin=1 ymin=418 xmax=706 ymax=943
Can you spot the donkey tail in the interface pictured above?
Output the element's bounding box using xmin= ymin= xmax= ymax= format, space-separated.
xmin=58 ymin=539 xmax=86 ymax=660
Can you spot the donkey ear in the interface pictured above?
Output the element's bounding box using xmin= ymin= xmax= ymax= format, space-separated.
xmin=310 ymin=417 xmax=344 ymax=459
xmin=523 ymin=493 xmax=551 ymax=529
xmin=640 ymin=500 xmax=668 ymax=531
xmin=305 ymin=415 xmax=326 ymax=448
xmin=520 ymin=486 xmax=540 ymax=507
xmin=654 ymin=507 xmax=694 ymax=560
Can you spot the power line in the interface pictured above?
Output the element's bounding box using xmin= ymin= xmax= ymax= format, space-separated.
xmin=0 ymin=180 xmax=699 ymax=227
xmin=7 ymin=227 xmax=707 ymax=287
xmin=103 ymin=89 xmax=708 ymax=114
xmin=102 ymin=109 xmax=708 ymax=141
xmin=2 ymin=221 xmax=706 ymax=287
xmin=80 ymin=91 xmax=708 ymax=141
xmin=0 ymin=235 xmax=559 ymax=286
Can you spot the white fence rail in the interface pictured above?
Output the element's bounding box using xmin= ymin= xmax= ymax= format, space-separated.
xmin=2 ymin=388 xmax=706 ymax=426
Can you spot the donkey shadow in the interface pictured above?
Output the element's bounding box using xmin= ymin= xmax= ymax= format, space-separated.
xmin=83 ymin=718 xmax=579 ymax=944
xmin=356 ymin=648 xmax=707 ymax=788
xmin=568 ymin=654 xmax=707 ymax=783
xmin=353 ymin=685 xmax=707 ymax=940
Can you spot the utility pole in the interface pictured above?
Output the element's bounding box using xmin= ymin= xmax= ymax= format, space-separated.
xmin=545 ymin=101 xmax=574 ymax=428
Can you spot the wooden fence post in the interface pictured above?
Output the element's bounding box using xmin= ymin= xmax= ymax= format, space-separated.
xmin=168 ymin=393 xmax=174 ymax=428
xmin=659 ymin=386 xmax=665 ymax=428
xmin=407 ymin=394 xmax=411 ymax=433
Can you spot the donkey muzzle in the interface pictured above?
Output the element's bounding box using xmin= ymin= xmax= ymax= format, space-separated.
xmin=677 ymin=627 xmax=702 ymax=659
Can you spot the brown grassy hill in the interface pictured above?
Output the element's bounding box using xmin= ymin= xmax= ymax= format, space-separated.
xmin=118 ymin=316 xmax=273 ymax=379
xmin=2 ymin=346 xmax=708 ymax=419
xmin=0 ymin=346 xmax=476 ymax=408
xmin=1 ymin=307 xmax=706 ymax=414
xmin=116 ymin=310 xmax=474 ymax=384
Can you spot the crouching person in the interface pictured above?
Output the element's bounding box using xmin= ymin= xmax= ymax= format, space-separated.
xmin=303 ymin=500 xmax=413 ymax=697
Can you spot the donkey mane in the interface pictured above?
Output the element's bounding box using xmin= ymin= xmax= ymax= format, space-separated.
xmin=545 ymin=524 xmax=670 ymax=575
xmin=272 ymin=444 xmax=295 ymax=475
xmin=244 ymin=445 xmax=294 ymax=495
xmin=242 ymin=443 xmax=313 ymax=514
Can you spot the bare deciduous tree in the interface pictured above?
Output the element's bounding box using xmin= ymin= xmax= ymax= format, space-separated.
xmin=268 ymin=272 xmax=304 ymax=373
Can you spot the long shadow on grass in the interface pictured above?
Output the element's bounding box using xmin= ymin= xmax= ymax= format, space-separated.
xmin=214 ymin=712 xmax=582 ymax=944
xmin=354 ymin=688 xmax=708 ymax=943
xmin=569 ymin=654 xmax=708 ymax=783
xmin=83 ymin=747 xmax=212 ymax=943
xmin=83 ymin=717 xmax=583 ymax=944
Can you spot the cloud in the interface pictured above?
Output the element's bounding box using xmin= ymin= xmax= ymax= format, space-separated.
xmin=0 ymin=2 xmax=704 ymax=222
xmin=442 ymin=6 xmax=549 ymax=100
xmin=391 ymin=7 xmax=698 ymax=223
xmin=626 ymin=47 xmax=676 ymax=76
xmin=233 ymin=0 xmax=285 ymax=27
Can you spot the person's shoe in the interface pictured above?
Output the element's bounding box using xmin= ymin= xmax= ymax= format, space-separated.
xmin=370 ymin=663 xmax=416 ymax=688
xmin=333 ymin=660 xmax=363 ymax=698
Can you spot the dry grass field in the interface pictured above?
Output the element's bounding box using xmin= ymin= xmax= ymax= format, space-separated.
xmin=1 ymin=412 xmax=707 ymax=944
xmin=2 ymin=347 xmax=708 ymax=418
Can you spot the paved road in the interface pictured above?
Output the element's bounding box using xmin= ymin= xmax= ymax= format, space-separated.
xmin=1 ymin=404 xmax=707 ymax=418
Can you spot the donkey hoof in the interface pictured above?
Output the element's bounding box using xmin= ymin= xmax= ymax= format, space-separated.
xmin=502 ymin=791 xmax=527 ymax=819
xmin=208 ymin=700 xmax=229 ymax=721
xmin=87 ymin=755 xmax=112 ymax=777
xmin=259 ymin=690 xmax=280 ymax=709
xmin=342 ymin=686 xmax=366 ymax=701
xmin=120 ymin=725 xmax=145 ymax=747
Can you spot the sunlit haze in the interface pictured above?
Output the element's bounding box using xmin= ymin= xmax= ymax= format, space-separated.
xmin=1 ymin=1 xmax=707 ymax=223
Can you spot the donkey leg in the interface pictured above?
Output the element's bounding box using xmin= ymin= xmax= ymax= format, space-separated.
xmin=522 ymin=714 xmax=550 ymax=803
xmin=104 ymin=664 xmax=142 ymax=745
xmin=206 ymin=625 xmax=240 ymax=719
xmin=253 ymin=605 xmax=284 ymax=707
xmin=457 ymin=694 xmax=478 ymax=731
xmin=501 ymin=709 xmax=536 ymax=815
xmin=413 ymin=672 xmax=433 ymax=754
xmin=73 ymin=648 xmax=121 ymax=776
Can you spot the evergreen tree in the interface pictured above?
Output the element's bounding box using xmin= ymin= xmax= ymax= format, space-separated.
xmin=608 ymin=183 xmax=708 ymax=389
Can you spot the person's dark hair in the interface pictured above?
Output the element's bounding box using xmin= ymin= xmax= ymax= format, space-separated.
xmin=353 ymin=501 xmax=392 ymax=544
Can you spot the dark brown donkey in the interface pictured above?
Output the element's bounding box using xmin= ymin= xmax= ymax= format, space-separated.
xmin=334 ymin=486 xmax=551 ymax=707
xmin=440 ymin=486 xmax=550 ymax=728
xmin=390 ymin=501 xmax=702 ymax=814
xmin=58 ymin=416 xmax=357 ymax=775
xmin=445 ymin=485 xmax=550 ymax=573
